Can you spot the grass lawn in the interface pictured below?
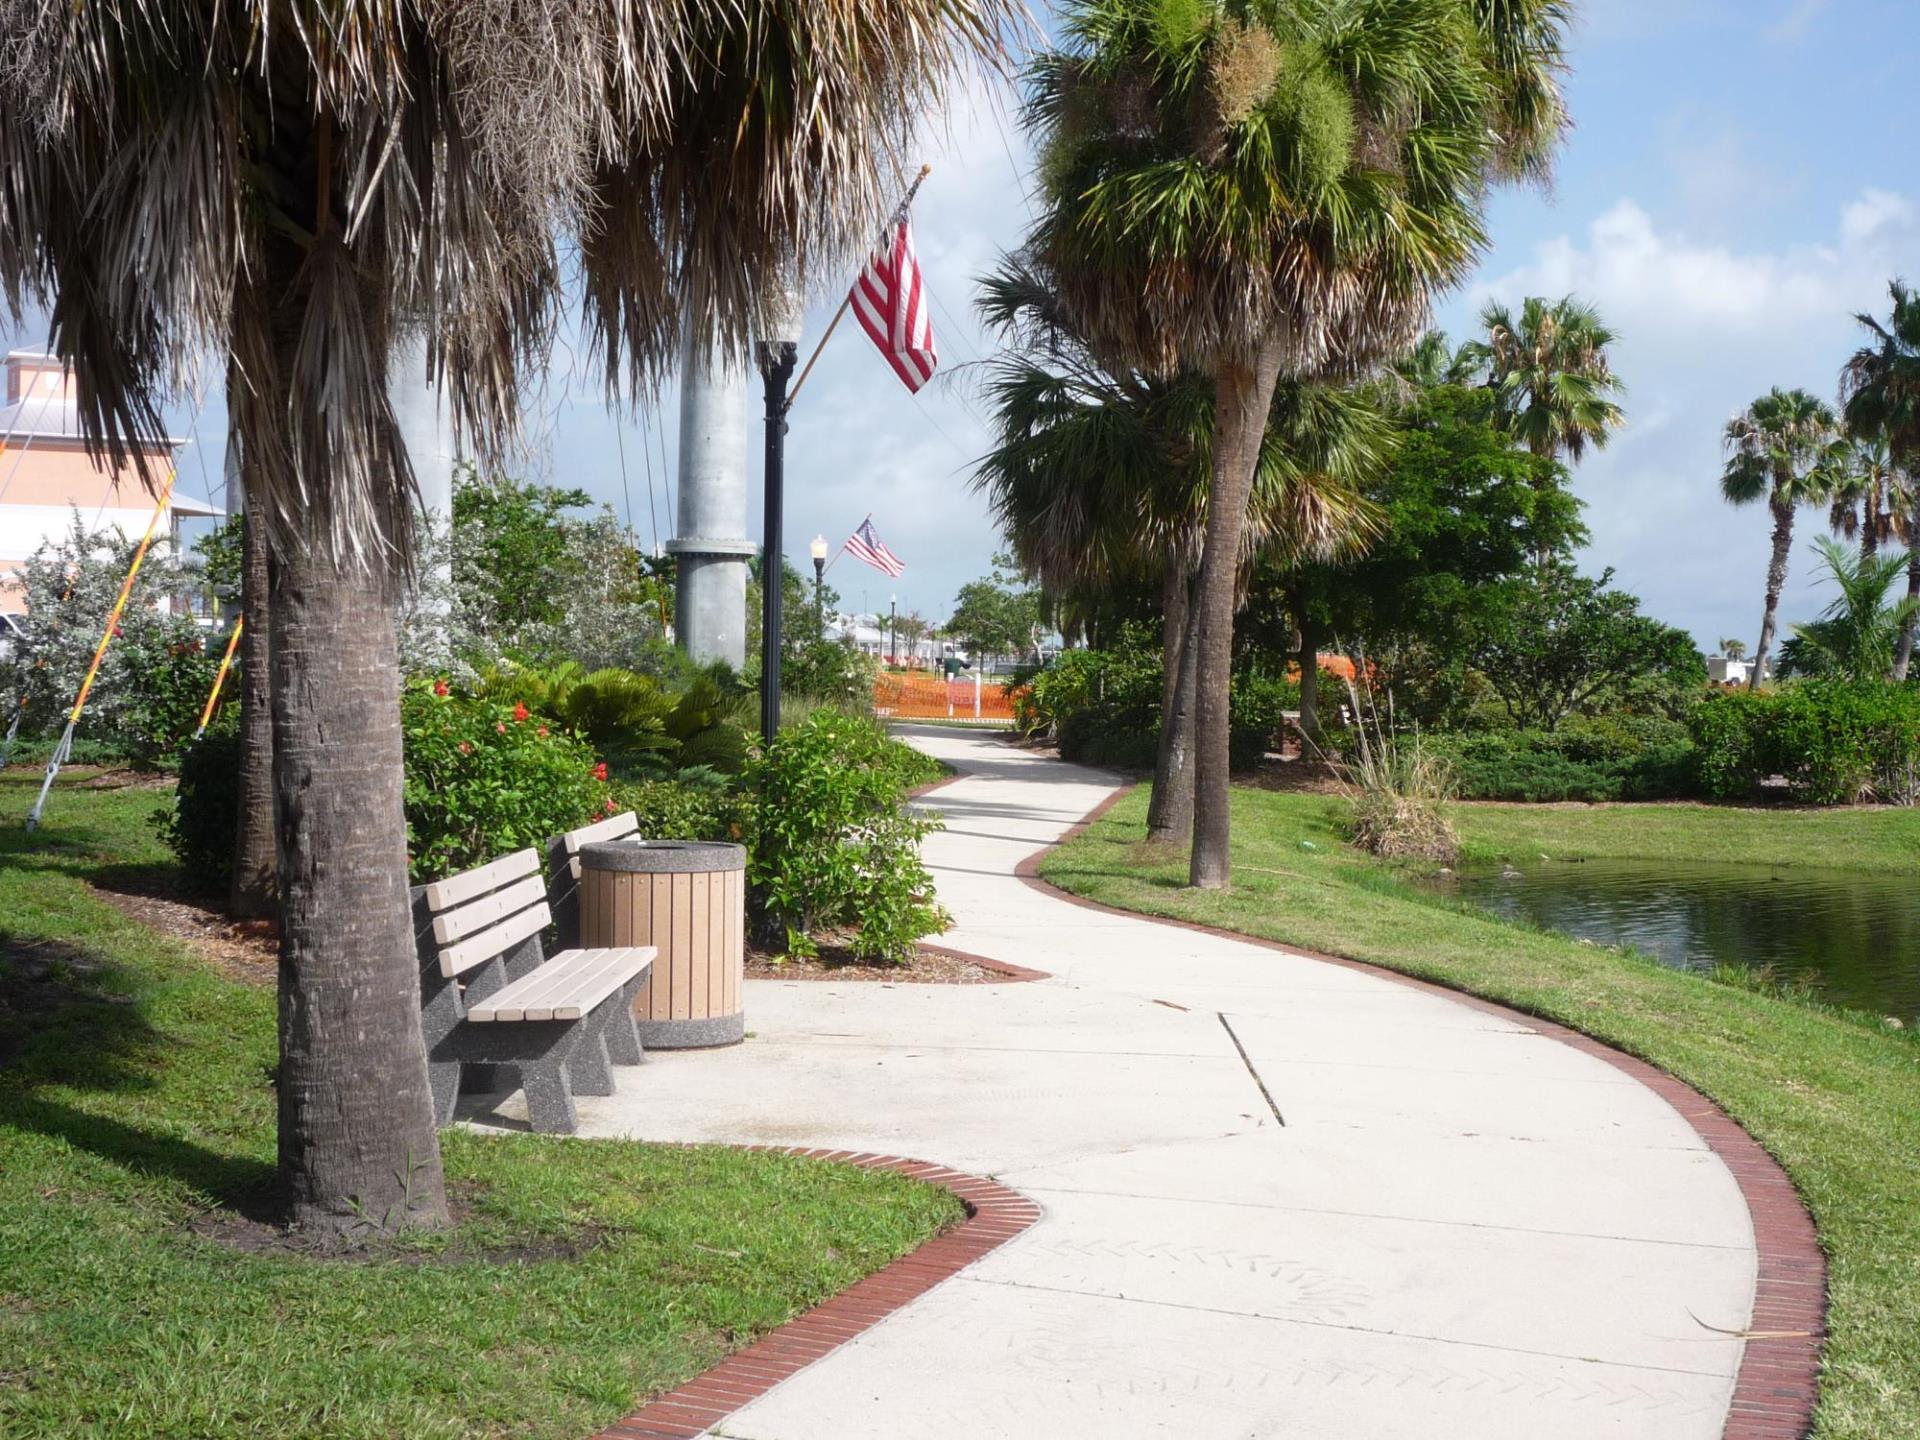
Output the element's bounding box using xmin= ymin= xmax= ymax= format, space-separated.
xmin=1040 ymin=783 xmax=1920 ymax=1440
xmin=1452 ymin=796 xmax=1920 ymax=874
xmin=0 ymin=769 xmax=960 ymax=1440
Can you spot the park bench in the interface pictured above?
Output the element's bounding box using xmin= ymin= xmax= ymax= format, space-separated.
xmin=411 ymin=847 xmax=654 ymax=1134
xmin=545 ymin=810 xmax=641 ymax=950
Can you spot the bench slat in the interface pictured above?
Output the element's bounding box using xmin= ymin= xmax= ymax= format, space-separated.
xmin=438 ymin=899 xmax=550 ymax=978
xmin=562 ymin=811 xmax=640 ymax=854
xmin=423 ymin=848 xmax=540 ymax=911
xmin=433 ymin=875 xmax=547 ymax=946
xmin=467 ymin=946 xmax=655 ymax=1023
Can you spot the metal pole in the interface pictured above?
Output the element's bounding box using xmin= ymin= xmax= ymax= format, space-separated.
xmin=757 ymin=341 xmax=798 ymax=746
xmin=813 ymin=558 xmax=824 ymax=641
xmin=889 ymin=597 xmax=897 ymax=670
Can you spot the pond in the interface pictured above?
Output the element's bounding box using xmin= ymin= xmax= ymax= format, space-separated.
xmin=1423 ymin=857 xmax=1920 ymax=1021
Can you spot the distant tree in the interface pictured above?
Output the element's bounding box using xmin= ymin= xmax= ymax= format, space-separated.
xmin=451 ymin=468 xmax=592 ymax=650
xmin=1458 ymin=296 xmax=1626 ymax=563
xmin=1823 ymin=433 xmax=1907 ymax=560
xmin=1718 ymin=637 xmax=1748 ymax=662
xmin=1721 ymin=387 xmax=1841 ymax=687
xmin=946 ymin=557 xmax=1043 ymax=667
xmin=1779 ymin=538 xmax=1920 ymax=682
xmin=1840 ymin=281 xmax=1920 ymax=679
xmin=1469 ymin=564 xmax=1703 ymax=730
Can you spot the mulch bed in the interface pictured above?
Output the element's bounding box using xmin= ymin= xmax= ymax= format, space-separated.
xmin=90 ymin=870 xmax=278 ymax=987
xmin=745 ymin=942 xmax=1001 ymax=984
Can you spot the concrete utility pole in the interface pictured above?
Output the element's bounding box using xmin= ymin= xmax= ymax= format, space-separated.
xmin=390 ymin=332 xmax=456 ymax=634
xmin=666 ymin=319 xmax=754 ymax=670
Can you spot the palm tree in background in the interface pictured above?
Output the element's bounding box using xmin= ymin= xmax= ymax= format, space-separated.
xmin=1460 ymin=295 xmax=1625 ymax=562
xmin=1022 ymin=0 xmax=1572 ymax=888
xmin=1779 ymin=537 xmax=1920 ymax=682
xmin=1721 ymin=387 xmax=1840 ymax=688
xmin=0 ymin=0 xmax=1015 ymax=1232
xmin=1840 ymin=280 xmax=1920 ymax=679
xmin=974 ymin=257 xmax=1390 ymax=842
xmin=1823 ymin=433 xmax=1908 ymax=560
xmin=1718 ymin=637 xmax=1748 ymax=661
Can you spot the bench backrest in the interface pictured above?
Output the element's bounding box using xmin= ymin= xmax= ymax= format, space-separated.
xmin=545 ymin=811 xmax=640 ymax=949
xmin=420 ymin=848 xmax=551 ymax=978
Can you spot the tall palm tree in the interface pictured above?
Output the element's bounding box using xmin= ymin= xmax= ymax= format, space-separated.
xmin=1841 ymin=280 xmax=1920 ymax=680
xmin=0 ymin=0 xmax=1014 ymax=1233
xmin=1460 ymin=295 xmax=1625 ymax=562
xmin=1822 ymin=433 xmax=1907 ymax=559
xmin=1023 ymin=0 xmax=1571 ymax=888
xmin=974 ymin=257 xmax=1388 ymax=841
xmin=1718 ymin=637 xmax=1747 ymax=662
xmin=1721 ymin=387 xmax=1840 ymax=688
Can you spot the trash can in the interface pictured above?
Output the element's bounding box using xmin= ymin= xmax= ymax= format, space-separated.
xmin=576 ymin=840 xmax=747 ymax=1049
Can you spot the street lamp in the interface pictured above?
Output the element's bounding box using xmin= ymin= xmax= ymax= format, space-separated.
xmin=889 ymin=594 xmax=898 ymax=670
xmin=756 ymin=281 xmax=804 ymax=747
xmin=809 ymin=534 xmax=827 ymax=640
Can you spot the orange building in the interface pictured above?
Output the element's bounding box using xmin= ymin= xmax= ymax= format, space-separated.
xmin=0 ymin=352 xmax=221 ymax=615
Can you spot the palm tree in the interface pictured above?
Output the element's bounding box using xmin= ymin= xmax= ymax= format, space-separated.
xmin=975 ymin=257 xmax=1389 ymax=841
xmin=1823 ymin=434 xmax=1907 ymax=560
xmin=1718 ymin=638 xmax=1748 ymax=662
xmin=1841 ymin=281 xmax=1920 ymax=679
xmin=1721 ymin=388 xmax=1840 ymax=688
xmin=1 ymin=0 xmax=1014 ymax=1233
xmin=1780 ymin=537 xmax=1920 ymax=682
xmin=1460 ymin=295 xmax=1625 ymax=562
xmin=1023 ymin=0 xmax=1571 ymax=888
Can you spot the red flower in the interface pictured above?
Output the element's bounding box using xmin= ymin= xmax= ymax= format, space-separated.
xmin=458 ymin=741 xmax=472 ymax=755
xmin=433 ymin=679 xmax=450 ymax=697
xmin=512 ymin=702 xmax=530 ymax=723
xmin=496 ymin=721 xmax=507 ymax=734
xmin=536 ymin=725 xmax=548 ymax=739
xmin=592 ymin=761 xmax=609 ymax=781
xmin=604 ymin=797 xmax=618 ymax=814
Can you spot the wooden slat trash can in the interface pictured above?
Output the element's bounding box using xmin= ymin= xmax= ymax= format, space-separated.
xmin=576 ymin=840 xmax=746 ymax=1049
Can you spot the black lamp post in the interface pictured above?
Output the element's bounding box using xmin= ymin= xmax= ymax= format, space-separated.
xmin=756 ymin=287 xmax=803 ymax=747
xmin=810 ymin=533 xmax=827 ymax=641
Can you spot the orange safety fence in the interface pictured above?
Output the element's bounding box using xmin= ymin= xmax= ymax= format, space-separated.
xmin=874 ymin=670 xmax=1023 ymax=724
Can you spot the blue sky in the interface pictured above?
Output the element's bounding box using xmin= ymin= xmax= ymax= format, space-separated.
xmin=7 ymin=1 xmax=1917 ymax=649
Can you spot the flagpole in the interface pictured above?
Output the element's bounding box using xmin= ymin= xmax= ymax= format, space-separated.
xmin=785 ymin=165 xmax=932 ymax=412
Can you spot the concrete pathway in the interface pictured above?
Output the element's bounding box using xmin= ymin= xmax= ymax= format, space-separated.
xmin=515 ymin=729 xmax=1759 ymax=1437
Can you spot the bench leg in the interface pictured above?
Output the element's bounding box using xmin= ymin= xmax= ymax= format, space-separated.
xmin=602 ymin=981 xmax=646 ymax=1067
xmin=569 ymin=1028 xmax=615 ymax=1097
xmin=428 ymin=1058 xmax=462 ymax=1126
xmin=522 ymin=1059 xmax=579 ymax=1134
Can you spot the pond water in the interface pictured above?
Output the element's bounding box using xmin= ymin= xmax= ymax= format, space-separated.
xmin=1423 ymin=858 xmax=1920 ymax=1021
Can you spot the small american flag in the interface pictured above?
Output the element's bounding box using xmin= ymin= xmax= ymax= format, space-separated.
xmin=844 ymin=517 xmax=905 ymax=578
xmin=850 ymin=212 xmax=937 ymax=393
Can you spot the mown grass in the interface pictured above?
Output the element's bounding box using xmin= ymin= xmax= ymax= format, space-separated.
xmin=1040 ymin=783 xmax=1920 ymax=1440
xmin=1451 ymin=795 xmax=1920 ymax=874
xmin=0 ymin=769 xmax=961 ymax=1440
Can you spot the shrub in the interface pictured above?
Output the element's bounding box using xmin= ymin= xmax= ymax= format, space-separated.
xmin=402 ymin=681 xmax=611 ymax=881
xmin=1691 ymin=680 xmax=1920 ymax=805
xmin=476 ymin=661 xmax=749 ymax=778
xmin=612 ymin=770 xmax=751 ymax=843
xmin=121 ymin=637 xmax=230 ymax=767
xmin=745 ymin=709 xmax=947 ymax=961
xmin=1345 ymin=732 xmax=1459 ymax=863
xmin=155 ymin=717 xmax=242 ymax=892
xmin=782 ymin=639 xmax=878 ymax=709
xmin=1431 ymin=718 xmax=1698 ymax=803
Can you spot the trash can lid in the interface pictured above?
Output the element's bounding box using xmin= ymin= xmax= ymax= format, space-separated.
xmin=577 ymin=838 xmax=747 ymax=874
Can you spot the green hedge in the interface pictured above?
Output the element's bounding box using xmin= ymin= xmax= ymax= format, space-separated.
xmin=1690 ymin=679 xmax=1920 ymax=805
xmin=1431 ymin=717 xmax=1697 ymax=802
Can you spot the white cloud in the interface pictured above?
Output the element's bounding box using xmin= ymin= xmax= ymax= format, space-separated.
xmin=1463 ymin=188 xmax=1917 ymax=652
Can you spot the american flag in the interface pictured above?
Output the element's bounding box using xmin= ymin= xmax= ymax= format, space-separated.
xmin=843 ymin=517 xmax=905 ymax=578
xmin=850 ymin=212 xmax=937 ymax=393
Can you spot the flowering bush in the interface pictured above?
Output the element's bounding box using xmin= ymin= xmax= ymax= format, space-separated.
xmin=401 ymin=680 xmax=611 ymax=881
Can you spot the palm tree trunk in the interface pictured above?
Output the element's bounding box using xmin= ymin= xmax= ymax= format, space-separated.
xmin=270 ymin=543 xmax=449 ymax=1233
xmin=1893 ymin=510 xmax=1920 ymax=682
xmin=1295 ymin=613 xmax=1326 ymax=746
xmin=1146 ymin=564 xmax=1199 ymax=843
xmin=230 ymin=477 xmax=277 ymax=920
xmin=1750 ymin=499 xmax=1795 ymax=689
xmin=1190 ymin=342 xmax=1286 ymax=889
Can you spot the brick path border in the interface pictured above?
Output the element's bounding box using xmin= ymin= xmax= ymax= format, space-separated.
xmin=591 ymin=1149 xmax=1041 ymax=1440
xmin=1018 ymin=784 xmax=1828 ymax=1440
